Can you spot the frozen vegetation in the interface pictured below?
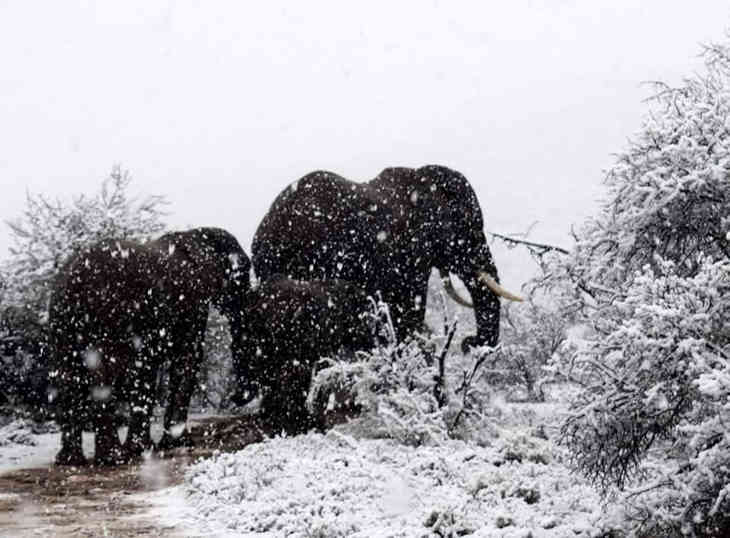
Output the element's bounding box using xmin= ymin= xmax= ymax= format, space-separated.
xmin=174 ymin=419 xmax=606 ymax=537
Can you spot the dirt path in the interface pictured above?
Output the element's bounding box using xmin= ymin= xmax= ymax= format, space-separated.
xmin=0 ymin=416 xmax=266 ymax=537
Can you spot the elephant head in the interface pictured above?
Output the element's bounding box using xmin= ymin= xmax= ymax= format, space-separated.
xmin=371 ymin=165 xmax=522 ymax=349
xmin=158 ymin=227 xmax=251 ymax=323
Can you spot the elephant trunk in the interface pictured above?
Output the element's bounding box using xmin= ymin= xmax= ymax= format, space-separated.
xmin=461 ymin=272 xmax=502 ymax=349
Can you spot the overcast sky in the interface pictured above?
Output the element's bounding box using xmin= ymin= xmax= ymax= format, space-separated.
xmin=1 ymin=1 xmax=728 ymax=290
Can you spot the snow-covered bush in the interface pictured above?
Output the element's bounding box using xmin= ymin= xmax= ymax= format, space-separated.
xmin=179 ymin=431 xmax=603 ymax=537
xmin=309 ymin=298 xmax=500 ymax=446
xmin=0 ymin=419 xmax=37 ymax=446
xmin=552 ymin=41 xmax=730 ymax=537
xmin=563 ymin=259 xmax=729 ymax=520
xmin=495 ymin=298 xmax=572 ymax=402
xmin=171 ymin=284 xmax=616 ymax=536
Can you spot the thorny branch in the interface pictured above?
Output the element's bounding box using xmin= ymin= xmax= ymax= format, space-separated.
xmin=434 ymin=320 xmax=457 ymax=408
xmin=489 ymin=230 xmax=569 ymax=256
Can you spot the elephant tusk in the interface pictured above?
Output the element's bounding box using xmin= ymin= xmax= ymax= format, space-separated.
xmin=441 ymin=275 xmax=474 ymax=308
xmin=478 ymin=272 xmax=524 ymax=302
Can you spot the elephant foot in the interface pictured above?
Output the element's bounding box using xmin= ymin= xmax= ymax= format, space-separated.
xmin=55 ymin=446 xmax=88 ymax=466
xmin=461 ymin=334 xmax=495 ymax=354
xmin=156 ymin=429 xmax=194 ymax=451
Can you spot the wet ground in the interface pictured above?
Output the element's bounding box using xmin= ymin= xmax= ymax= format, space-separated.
xmin=0 ymin=415 xmax=267 ymax=537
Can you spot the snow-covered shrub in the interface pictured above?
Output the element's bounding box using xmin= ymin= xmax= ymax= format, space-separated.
xmin=180 ymin=431 xmax=603 ymax=537
xmin=309 ymin=298 xmax=500 ymax=446
xmin=0 ymin=419 xmax=37 ymax=447
xmin=0 ymin=166 xmax=167 ymax=409
xmin=495 ymin=298 xmax=572 ymax=402
xmin=563 ymin=258 xmax=729 ymax=536
xmin=552 ymin=41 xmax=730 ymax=537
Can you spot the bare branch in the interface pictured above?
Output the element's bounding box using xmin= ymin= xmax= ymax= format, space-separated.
xmin=489 ymin=231 xmax=570 ymax=255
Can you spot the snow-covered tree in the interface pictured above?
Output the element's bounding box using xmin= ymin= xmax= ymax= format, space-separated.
xmin=550 ymin=42 xmax=730 ymax=537
xmin=563 ymin=258 xmax=729 ymax=535
xmin=1 ymin=166 xmax=167 ymax=321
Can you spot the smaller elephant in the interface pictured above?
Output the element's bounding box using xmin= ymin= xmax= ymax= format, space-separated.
xmin=237 ymin=276 xmax=375 ymax=434
xmin=49 ymin=227 xmax=249 ymax=465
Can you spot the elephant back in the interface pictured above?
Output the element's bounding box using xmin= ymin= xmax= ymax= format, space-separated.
xmin=252 ymin=171 xmax=384 ymax=287
xmin=52 ymin=239 xmax=166 ymax=334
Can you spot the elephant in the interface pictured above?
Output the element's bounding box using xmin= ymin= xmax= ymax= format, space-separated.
xmin=251 ymin=165 xmax=522 ymax=358
xmin=236 ymin=275 xmax=375 ymax=433
xmin=48 ymin=227 xmax=249 ymax=466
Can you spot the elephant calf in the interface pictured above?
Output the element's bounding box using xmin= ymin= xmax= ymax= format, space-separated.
xmin=236 ymin=276 xmax=375 ymax=434
xmin=49 ymin=227 xmax=249 ymax=466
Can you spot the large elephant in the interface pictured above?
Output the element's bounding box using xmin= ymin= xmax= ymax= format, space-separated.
xmin=251 ymin=165 xmax=521 ymax=355
xmin=238 ymin=276 xmax=374 ymax=433
xmin=49 ymin=227 xmax=249 ymax=465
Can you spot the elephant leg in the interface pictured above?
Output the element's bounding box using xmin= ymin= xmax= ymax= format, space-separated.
xmin=124 ymin=359 xmax=156 ymax=457
xmin=230 ymin=349 xmax=261 ymax=407
xmin=55 ymin=425 xmax=87 ymax=466
xmin=126 ymin=404 xmax=154 ymax=457
xmin=54 ymin=370 xmax=89 ymax=465
xmin=93 ymin=401 xmax=127 ymax=466
xmin=158 ymin=348 xmax=201 ymax=450
xmin=263 ymin=361 xmax=314 ymax=435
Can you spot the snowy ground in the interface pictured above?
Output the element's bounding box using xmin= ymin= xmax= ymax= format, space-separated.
xmin=0 ymin=420 xmax=64 ymax=474
xmin=0 ymin=402 xmax=621 ymax=537
xmin=0 ymin=417 xmax=200 ymax=537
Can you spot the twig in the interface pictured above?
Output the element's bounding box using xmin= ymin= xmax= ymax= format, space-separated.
xmin=434 ymin=321 xmax=457 ymax=408
xmin=450 ymin=345 xmax=499 ymax=431
xmin=490 ymin=232 xmax=570 ymax=255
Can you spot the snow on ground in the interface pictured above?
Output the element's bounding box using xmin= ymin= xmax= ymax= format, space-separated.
xmin=153 ymin=412 xmax=615 ymax=537
xmin=0 ymin=406 xmax=621 ymax=537
xmin=0 ymin=409 xmax=183 ymax=475
xmin=0 ymin=420 xmax=65 ymax=474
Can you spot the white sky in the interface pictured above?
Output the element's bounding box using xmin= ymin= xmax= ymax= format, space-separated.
xmin=1 ymin=1 xmax=728 ymax=290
